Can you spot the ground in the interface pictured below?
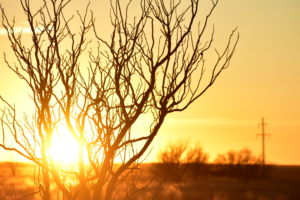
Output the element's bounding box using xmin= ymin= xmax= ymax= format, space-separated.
xmin=1 ymin=163 xmax=300 ymax=200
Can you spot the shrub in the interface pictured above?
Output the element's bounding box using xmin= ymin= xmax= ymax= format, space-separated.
xmin=214 ymin=147 xmax=262 ymax=181
xmin=155 ymin=141 xmax=209 ymax=182
xmin=186 ymin=145 xmax=209 ymax=180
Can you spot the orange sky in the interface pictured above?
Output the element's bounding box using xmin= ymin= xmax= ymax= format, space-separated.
xmin=0 ymin=0 xmax=299 ymax=165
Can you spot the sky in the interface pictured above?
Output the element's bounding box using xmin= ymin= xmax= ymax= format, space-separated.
xmin=0 ymin=0 xmax=299 ymax=165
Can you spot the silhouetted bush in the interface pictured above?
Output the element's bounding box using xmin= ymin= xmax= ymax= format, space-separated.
xmin=155 ymin=141 xmax=209 ymax=182
xmin=214 ymin=147 xmax=262 ymax=182
xmin=186 ymin=144 xmax=209 ymax=180
xmin=155 ymin=140 xmax=189 ymax=183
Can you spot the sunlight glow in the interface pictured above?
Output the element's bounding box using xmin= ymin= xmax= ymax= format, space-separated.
xmin=49 ymin=126 xmax=79 ymax=164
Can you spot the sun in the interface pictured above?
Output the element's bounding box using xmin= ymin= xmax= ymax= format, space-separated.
xmin=49 ymin=126 xmax=79 ymax=164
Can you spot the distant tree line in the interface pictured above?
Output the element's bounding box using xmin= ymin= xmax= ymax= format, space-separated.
xmin=154 ymin=140 xmax=267 ymax=182
xmin=153 ymin=140 xmax=209 ymax=183
xmin=214 ymin=148 xmax=263 ymax=182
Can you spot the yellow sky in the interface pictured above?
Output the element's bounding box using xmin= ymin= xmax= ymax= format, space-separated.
xmin=0 ymin=0 xmax=299 ymax=165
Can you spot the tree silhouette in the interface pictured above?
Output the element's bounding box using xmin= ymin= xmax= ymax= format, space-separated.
xmin=156 ymin=140 xmax=189 ymax=183
xmin=0 ymin=0 xmax=238 ymax=199
xmin=155 ymin=140 xmax=209 ymax=182
xmin=214 ymin=147 xmax=262 ymax=181
xmin=186 ymin=144 xmax=209 ymax=180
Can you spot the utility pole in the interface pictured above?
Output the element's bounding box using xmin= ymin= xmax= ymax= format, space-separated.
xmin=256 ymin=117 xmax=270 ymax=177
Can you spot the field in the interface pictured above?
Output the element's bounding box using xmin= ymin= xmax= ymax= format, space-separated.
xmin=1 ymin=163 xmax=300 ymax=200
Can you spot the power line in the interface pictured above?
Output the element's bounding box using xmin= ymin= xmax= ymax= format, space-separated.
xmin=256 ymin=117 xmax=270 ymax=177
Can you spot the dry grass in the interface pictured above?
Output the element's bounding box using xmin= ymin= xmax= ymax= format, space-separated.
xmin=0 ymin=163 xmax=300 ymax=200
xmin=0 ymin=162 xmax=37 ymax=200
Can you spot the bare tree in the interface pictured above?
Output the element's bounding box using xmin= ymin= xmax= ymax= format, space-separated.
xmin=155 ymin=140 xmax=189 ymax=183
xmin=214 ymin=150 xmax=238 ymax=177
xmin=155 ymin=141 xmax=209 ymax=182
xmin=0 ymin=0 xmax=238 ymax=199
xmin=186 ymin=144 xmax=209 ymax=180
xmin=214 ymin=147 xmax=262 ymax=181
